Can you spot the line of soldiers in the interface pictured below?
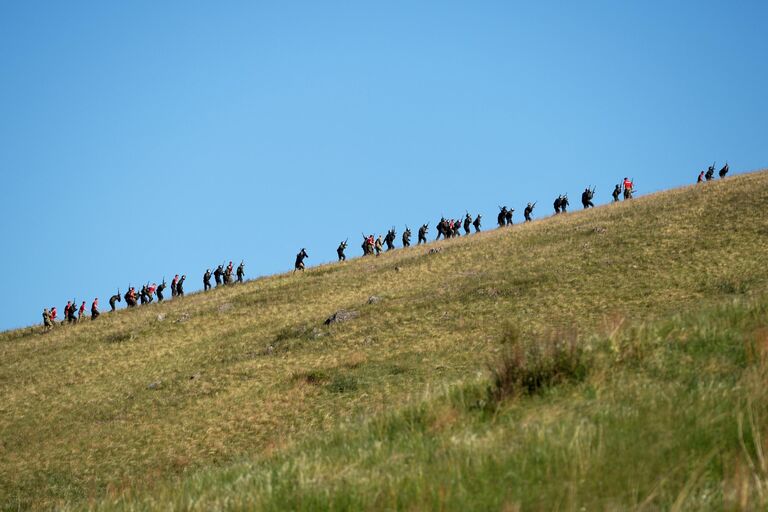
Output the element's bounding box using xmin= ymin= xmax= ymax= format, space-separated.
xmin=698 ymin=162 xmax=729 ymax=183
xmin=40 ymin=165 xmax=732 ymax=326
xmin=204 ymin=261 xmax=245 ymax=290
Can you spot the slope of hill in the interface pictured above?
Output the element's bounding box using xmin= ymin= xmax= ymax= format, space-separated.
xmin=1 ymin=171 xmax=767 ymax=510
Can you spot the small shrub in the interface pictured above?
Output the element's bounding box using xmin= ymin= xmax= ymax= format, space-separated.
xmin=327 ymin=374 xmax=359 ymax=393
xmin=488 ymin=326 xmax=589 ymax=404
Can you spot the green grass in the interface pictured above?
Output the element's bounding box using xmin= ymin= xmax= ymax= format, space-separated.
xmin=1 ymin=171 xmax=767 ymax=510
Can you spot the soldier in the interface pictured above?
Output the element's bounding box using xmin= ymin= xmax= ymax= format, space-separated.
xmin=504 ymin=208 xmax=514 ymax=226
xmin=622 ymin=177 xmax=634 ymax=199
xmin=612 ymin=184 xmax=621 ymax=202
xmin=418 ymin=224 xmax=428 ymax=245
xmin=171 ymin=275 xmax=179 ymax=297
xmin=337 ymin=240 xmax=348 ymax=261
xmin=78 ymin=301 xmax=86 ymax=321
xmin=294 ymin=248 xmax=309 ymax=271
xmin=214 ymin=265 xmax=224 ymax=286
xmin=705 ymin=165 xmax=715 ymax=181
xmin=451 ymin=219 xmax=460 ymax=237
xmin=42 ymin=308 xmax=52 ymax=330
xmin=463 ymin=214 xmax=472 ymax=235
xmin=697 ymin=171 xmax=705 ymax=183
xmin=402 ymin=227 xmax=411 ymax=248
xmin=561 ymin=195 xmax=569 ymax=212
xmin=109 ymin=289 xmax=121 ymax=311
xmin=176 ymin=275 xmax=186 ymax=297
xmin=125 ymin=287 xmax=137 ymax=307
xmin=67 ymin=299 xmax=78 ymax=323
xmin=237 ymin=261 xmax=245 ymax=283
xmin=50 ymin=306 xmax=58 ymax=324
xmin=385 ymin=228 xmax=396 ymax=250
xmin=64 ymin=301 xmax=71 ymax=322
xmin=374 ymin=235 xmax=383 ymax=255
xmin=362 ymin=234 xmax=374 ymax=256
xmin=473 ymin=214 xmax=481 ymax=232
xmin=719 ymin=163 xmax=729 ymax=178
xmin=436 ymin=217 xmax=446 ymax=240
xmin=225 ymin=261 xmax=234 ymax=285
xmin=91 ymin=298 xmax=100 ymax=320
xmin=140 ymin=285 xmax=149 ymax=305
xmin=553 ymin=196 xmax=562 ymax=214
xmin=524 ymin=203 xmax=535 ymax=222
xmin=147 ymin=283 xmax=156 ymax=302
xmin=156 ymin=280 xmax=166 ymax=302
xmin=497 ymin=207 xmax=507 ymax=227
xmin=581 ymin=187 xmax=595 ymax=209
xmin=203 ymin=269 xmax=212 ymax=291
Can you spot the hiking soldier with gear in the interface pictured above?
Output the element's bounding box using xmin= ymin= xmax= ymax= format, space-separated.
xmin=524 ymin=202 xmax=535 ymax=222
xmin=50 ymin=306 xmax=58 ymax=324
xmin=236 ymin=261 xmax=245 ymax=283
xmin=362 ymin=234 xmax=374 ymax=256
xmin=337 ymin=240 xmax=348 ymax=261
xmin=171 ymin=275 xmax=179 ymax=297
xmin=214 ymin=265 xmax=224 ymax=286
xmin=374 ymin=235 xmax=383 ymax=255
xmin=294 ymin=248 xmax=309 ymax=271
xmin=203 ymin=269 xmax=212 ymax=291
xmin=78 ymin=301 xmax=86 ymax=321
xmin=384 ymin=228 xmax=397 ymax=251
xmin=176 ymin=275 xmax=186 ymax=297
xmin=497 ymin=206 xmax=507 ymax=227
xmin=581 ymin=187 xmax=595 ymax=209
xmin=91 ymin=298 xmax=100 ymax=320
xmin=612 ymin=184 xmax=621 ymax=202
xmin=553 ymin=196 xmax=562 ymax=214
xmin=67 ymin=299 xmax=78 ymax=323
xmin=42 ymin=308 xmax=52 ymax=330
xmin=109 ymin=289 xmax=121 ymax=311
xmin=418 ymin=224 xmax=428 ymax=245
xmin=156 ymin=279 xmax=166 ymax=302
xmin=504 ymin=208 xmax=514 ymax=226
xmin=561 ymin=194 xmax=569 ymax=212
xmin=436 ymin=217 xmax=447 ymax=240
xmin=140 ymin=285 xmax=149 ymax=305
xmin=705 ymin=164 xmax=715 ymax=181
xmin=125 ymin=287 xmax=137 ymax=307
xmin=224 ymin=262 xmax=234 ymax=285
xmin=473 ymin=214 xmax=481 ymax=232
xmin=697 ymin=171 xmax=705 ymax=183
xmin=463 ymin=213 xmax=472 ymax=235
xmin=622 ymin=177 xmax=634 ymax=199
xmin=402 ymin=227 xmax=411 ymax=248
xmin=719 ymin=163 xmax=729 ymax=178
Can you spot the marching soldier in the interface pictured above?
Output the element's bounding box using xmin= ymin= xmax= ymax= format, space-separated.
xmin=418 ymin=224 xmax=428 ymax=245
xmin=374 ymin=235 xmax=383 ymax=255
xmin=91 ymin=298 xmax=100 ymax=320
xmin=156 ymin=280 xmax=166 ymax=302
xmin=554 ymin=196 xmax=562 ymax=214
xmin=214 ymin=265 xmax=224 ymax=286
xmin=176 ymin=275 xmax=186 ymax=297
xmin=294 ymin=248 xmax=309 ymax=271
xmin=612 ymin=184 xmax=621 ymax=202
xmin=524 ymin=203 xmax=535 ymax=222
xmin=237 ymin=261 xmax=245 ymax=283
xmin=203 ymin=269 xmax=212 ymax=291
xmin=623 ymin=177 xmax=634 ymax=199
xmin=561 ymin=194 xmax=569 ymax=212
xmin=42 ymin=308 xmax=52 ymax=330
xmin=402 ymin=227 xmax=411 ymax=248
xmin=497 ymin=207 xmax=507 ymax=227
xmin=581 ymin=187 xmax=595 ymax=208
xmin=109 ymin=289 xmax=121 ymax=311
xmin=705 ymin=165 xmax=715 ymax=181
xmin=719 ymin=163 xmax=729 ymax=178
xmin=337 ymin=240 xmax=348 ymax=261
xmin=473 ymin=214 xmax=481 ymax=232
xmin=504 ymin=208 xmax=514 ymax=226
xmin=171 ymin=275 xmax=179 ymax=297
xmin=463 ymin=214 xmax=472 ymax=235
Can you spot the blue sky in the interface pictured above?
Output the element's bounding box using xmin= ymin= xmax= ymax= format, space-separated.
xmin=1 ymin=1 xmax=766 ymax=330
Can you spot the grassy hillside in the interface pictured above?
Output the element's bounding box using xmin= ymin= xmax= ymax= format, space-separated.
xmin=1 ymin=171 xmax=767 ymax=510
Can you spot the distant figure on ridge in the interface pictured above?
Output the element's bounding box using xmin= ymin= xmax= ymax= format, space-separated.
xmin=294 ymin=248 xmax=309 ymax=271
xmin=203 ymin=269 xmax=212 ymax=291
xmin=581 ymin=187 xmax=595 ymax=209
xmin=109 ymin=289 xmax=121 ymax=312
xmin=719 ymin=163 xmax=729 ymax=178
xmin=374 ymin=235 xmax=383 ymax=255
xmin=91 ymin=298 xmax=100 ymax=320
xmin=42 ymin=308 xmax=52 ymax=330
xmin=418 ymin=224 xmax=428 ymax=245
xmin=176 ymin=275 xmax=186 ymax=297
xmin=623 ymin=178 xmax=634 ymax=199
xmin=337 ymin=240 xmax=348 ymax=261
xmin=612 ymin=184 xmax=621 ymax=202
xmin=553 ymin=196 xmax=562 ymax=214
xmin=402 ymin=227 xmax=411 ymax=247
xmin=156 ymin=280 xmax=166 ymax=302
xmin=524 ymin=203 xmax=535 ymax=222
xmin=697 ymin=171 xmax=705 ymax=183
xmin=237 ymin=261 xmax=245 ymax=283
xmin=171 ymin=275 xmax=179 ymax=297
xmin=473 ymin=214 xmax=482 ymax=232
xmin=497 ymin=207 xmax=507 ymax=227
xmin=214 ymin=265 xmax=224 ymax=286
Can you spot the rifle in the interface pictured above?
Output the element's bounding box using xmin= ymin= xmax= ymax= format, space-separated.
xmin=532 ymin=201 xmax=537 ymax=209
xmin=343 ymin=238 xmax=348 ymax=245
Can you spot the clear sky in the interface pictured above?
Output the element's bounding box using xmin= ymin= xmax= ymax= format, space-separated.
xmin=1 ymin=1 xmax=766 ymax=331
